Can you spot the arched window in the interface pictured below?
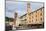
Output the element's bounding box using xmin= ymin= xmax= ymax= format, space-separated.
xmin=41 ymin=18 xmax=42 ymax=21
xmin=40 ymin=13 xmax=42 ymax=16
xmin=36 ymin=19 xmax=37 ymax=21
xmin=32 ymin=20 xmax=33 ymax=22
xmin=29 ymin=21 xmax=31 ymax=23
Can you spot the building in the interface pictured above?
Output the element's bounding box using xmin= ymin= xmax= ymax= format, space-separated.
xmin=19 ymin=2 xmax=44 ymax=26
xmin=14 ymin=2 xmax=44 ymax=27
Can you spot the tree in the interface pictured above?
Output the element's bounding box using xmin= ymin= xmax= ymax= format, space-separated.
xmin=5 ymin=17 xmax=9 ymax=21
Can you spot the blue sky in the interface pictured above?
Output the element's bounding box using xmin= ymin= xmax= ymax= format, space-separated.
xmin=6 ymin=1 xmax=44 ymax=18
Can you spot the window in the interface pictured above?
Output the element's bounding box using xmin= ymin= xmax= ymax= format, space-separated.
xmin=32 ymin=20 xmax=33 ymax=22
xmin=40 ymin=13 xmax=42 ymax=16
xmin=29 ymin=16 xmax=31 ymax=19
xmin=36 ymin=19 xmax=37 ymax=21
xmin=41 ymin=18 xmax=42 ymax=20
xmin=36 ymin=15 xmax=37 ymax=17
xmin=29 ymin=21 xmax=31 ymax=23
xmin=32 ymin=16 xmax=33 ymax=18
xmin=24 ymin=19 xmax=27 ymax=21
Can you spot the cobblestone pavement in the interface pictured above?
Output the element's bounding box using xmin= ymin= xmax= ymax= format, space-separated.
xmin=16 ymin=25 xmax=44 ymax=30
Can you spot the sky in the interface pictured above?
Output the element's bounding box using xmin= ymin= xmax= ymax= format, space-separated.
xmin=6 ymin=0 xmax=44 ymax=18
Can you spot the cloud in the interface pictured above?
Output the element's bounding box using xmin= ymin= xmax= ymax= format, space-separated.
xmin=6 ymin=0 xmax=16 ymax=1
xmin=31 ymin=2 xmax=43 ymax=11
xmin=6 ymin=1 xmax=44 ymax=18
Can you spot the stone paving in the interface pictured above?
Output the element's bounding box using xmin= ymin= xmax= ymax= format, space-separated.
xmin=16 ymin=25 xmax=44 ymax=30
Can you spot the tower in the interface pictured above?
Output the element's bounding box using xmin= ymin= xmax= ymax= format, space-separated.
xmin=13 ymin=12 xmax=18 ymax=27
xmin=26 ymin=2 xmax=32 ymax=24
xmin=12 ymin=12 xmax=18 ymax=29
xmin=14 ymin=12 xmax=20 ymax=27
xmin=27 ymin=2 xmax=31 ymax=13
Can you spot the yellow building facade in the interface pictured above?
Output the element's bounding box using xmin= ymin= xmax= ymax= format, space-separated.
xmin=20 ymin=2 xmax=44 ymax=25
